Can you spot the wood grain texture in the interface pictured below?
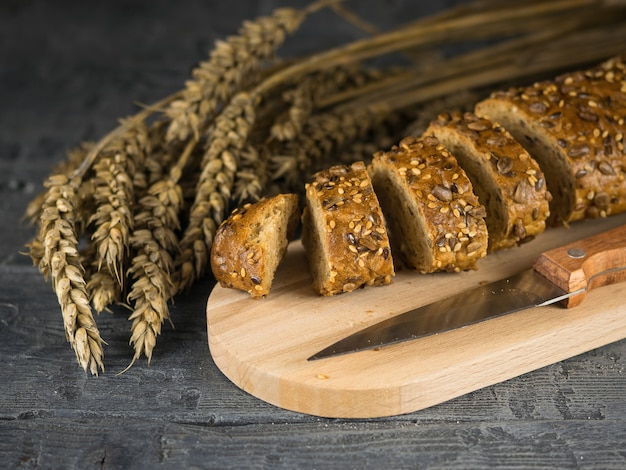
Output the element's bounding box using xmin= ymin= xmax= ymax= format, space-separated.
xmin=534 ymin=224 xmax=626 ymax=306
xmin=2 ymin=1 xmax=626 ymax=468
xmin=207 ymin=214 xmax=626 ymax=418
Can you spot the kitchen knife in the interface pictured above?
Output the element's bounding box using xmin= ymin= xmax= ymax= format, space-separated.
xmin=308 ymin=224 xmax=626 ymax=361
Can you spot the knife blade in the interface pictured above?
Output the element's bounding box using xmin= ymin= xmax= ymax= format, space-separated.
xmin=308 ymin=224 xmax=626 ymax=361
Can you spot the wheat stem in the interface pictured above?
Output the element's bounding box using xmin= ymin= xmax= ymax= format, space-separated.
xmin=339 ymin=24 xmax=626 ymax=115
xmin=71 ymin=93 xmax=179 ymax=181
xmin=252 ymin=0 xmax=601 ymax=99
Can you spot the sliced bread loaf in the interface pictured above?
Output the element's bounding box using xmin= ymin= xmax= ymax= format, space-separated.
xmin=426 ymin=111 xmax=552 ymax=251
xmin=475 ymin=56 xmax=626 ymax=224
xmin=210 ymin=193 xmax=300 ymax=298
xmin=301 ymin=161 xmax=394 ymax=296
xmin=370 ymin=135 xmax=488 ymax=273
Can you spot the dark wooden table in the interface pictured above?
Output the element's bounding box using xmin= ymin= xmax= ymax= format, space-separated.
xmin=2 ymin=1 xmax=625 ymax=468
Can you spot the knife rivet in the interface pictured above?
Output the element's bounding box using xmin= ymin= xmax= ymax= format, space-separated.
xmin=567 ymin=247 xmax=586 ymax=259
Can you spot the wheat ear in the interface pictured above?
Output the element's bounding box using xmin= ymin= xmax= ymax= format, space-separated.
xmin=38 ymin=175 xmax=105 ymax=375
xmin=88 ymin=121 xmax=150 ymax=288
xmin=125 ymin=143 xmax=188 ymax=366
xmin=78 ymin=239 xmax=121 ymax=313
xmin=165 ymin=6 xmax=313 ymax=143
xmin=25 ymin=144 xmax=95 ymax=271
xmin=23 ymin=143 xmax=94 ymax=226
xmin=177 ymin=92 xmax=257 ymax=291
xmin=232 ymin=144 xmax=268 ymax=204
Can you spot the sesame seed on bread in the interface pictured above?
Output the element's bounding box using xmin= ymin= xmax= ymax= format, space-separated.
xmin=475 ymin=55 xmax=626 ymax=224
xmin=210 ymin=193 xmax=300 ymax=298
xmin=370 ymin=135 xmax=488 ymax=273
xmin=426 ymin=111 xmax=552 ymax=251
xmin=301 ymin=161 xmax=394 ymax=296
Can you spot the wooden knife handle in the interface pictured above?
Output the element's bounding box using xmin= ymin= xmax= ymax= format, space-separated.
xmin=533 ymin=224 xmax=626 ymax=307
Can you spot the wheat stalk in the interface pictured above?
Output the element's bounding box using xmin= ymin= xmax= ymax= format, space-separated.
xmin=166 ymin=2 xmax=346 ymax=290
xmin=337 ymin=25 xmax=626 ymax=119
xmin=164 ymin=5 xmax=321 ymax=143
xmin=28 ymin=99 xmax=170 ymax=371
xmin=38 ymin=175 xmax=105 ymax=375
xmin=25 ymin=143 xmax=95 ymax=271
xmin=229 ymin=65 xmax=404 ymax=206
xmin=232 ymin=144 xmax=268 ymax=203
xmin=125 ymin=139 xmax=189 ymax=366
xmin=89 ymin=153 xmax=134 ymax=286
xmin=23 ymin=143 xmax=93 ymax=226
xmin=249 ymin=0 xmax=601 ymax=101
xmin=231 ymin=65 xmax=398 ymax=203
xmin=176 ymin=92 xmax=257 ymax=291
xmin=88 ymin=121 xmax=150 ymax=287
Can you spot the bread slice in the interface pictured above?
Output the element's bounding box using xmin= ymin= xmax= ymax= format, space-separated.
xmin=301 ymin=161 xmax=394 ymax=296
xmin=426 ymin=111 xmax=552 ymax=251
xmin=370 ymin=135 xmax=488 ymax=273
xmin=475 ymin=56 xmax=626 ymax=224
xmin=210 ymin=194 xmax=300 ymax=298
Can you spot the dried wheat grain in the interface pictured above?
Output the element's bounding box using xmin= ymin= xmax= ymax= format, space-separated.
xmin=38 ymin=174 xmax=104 ymax=375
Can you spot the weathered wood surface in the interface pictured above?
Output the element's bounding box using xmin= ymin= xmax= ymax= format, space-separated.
xmin=1 ymin=1 xmax=626 ymax=468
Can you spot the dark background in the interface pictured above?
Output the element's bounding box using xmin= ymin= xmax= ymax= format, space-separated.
xmin=1 ymin=1 xmax=625 ymax=468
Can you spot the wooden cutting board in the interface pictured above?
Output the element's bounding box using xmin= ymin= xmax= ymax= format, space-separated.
xmin=206 ymin=213 xmax=626 ymax=418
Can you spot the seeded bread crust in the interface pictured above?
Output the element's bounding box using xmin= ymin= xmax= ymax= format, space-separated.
xmin=370 ymin=135 xmax=488 ymax=273
xmin=210 ymin=194 xmax=300 ymax=298
xmin=426 ymin=111 xmax=552 ymax=251
xmin=301 ymin=161 xmax=394 ymax=296
xmin=475 ymin=55 xmax=626 ymax=224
